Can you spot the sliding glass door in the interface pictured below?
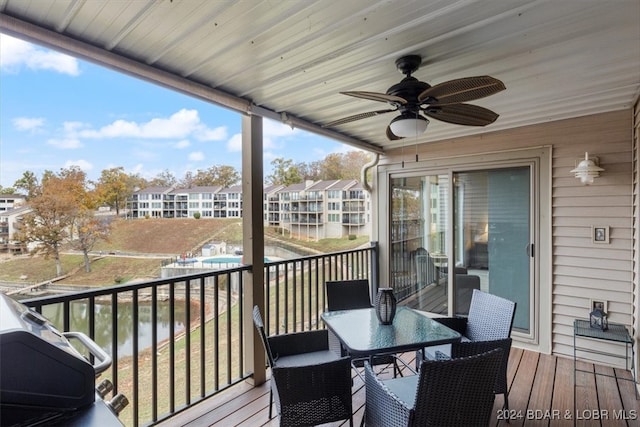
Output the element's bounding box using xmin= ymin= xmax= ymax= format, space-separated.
xmin=390 ymin=164 xmax=533 ymax=334
xmin=453 ymin=167 xmax=531 ymax=332
xmin=390 ymin=174 xmax=449 ymax=313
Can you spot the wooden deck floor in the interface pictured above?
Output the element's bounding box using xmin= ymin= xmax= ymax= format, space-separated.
xmin=159 ymin=348 xmax=639 ymax=427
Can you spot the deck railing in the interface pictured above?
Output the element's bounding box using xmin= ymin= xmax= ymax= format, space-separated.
xmin=21 ymin=243 xmax=377 ymax=427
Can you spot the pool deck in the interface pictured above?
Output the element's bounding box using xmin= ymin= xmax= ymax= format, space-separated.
xmin=169 ymin=255 xmax=276 ymax=270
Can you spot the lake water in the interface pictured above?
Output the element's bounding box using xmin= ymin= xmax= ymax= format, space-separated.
xmin=40 ymin=299 xmax=189 ymax=358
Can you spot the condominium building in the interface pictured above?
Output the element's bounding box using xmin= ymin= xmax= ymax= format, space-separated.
xmin=128 ymin=180 xmax=371 ymax=240
xmin=0 ymin=195 xmax=29 ymax=254
xmin=0 ymin=194 xmax=25 ymax=213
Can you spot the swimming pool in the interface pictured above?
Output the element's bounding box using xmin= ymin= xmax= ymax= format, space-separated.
xmin=176 ymin=257 xmax=198 ymax=265
xmin=202 ymin=256 xmax=243 ymax=264
xmin=201 ymin=256 xmax=271 ymax=264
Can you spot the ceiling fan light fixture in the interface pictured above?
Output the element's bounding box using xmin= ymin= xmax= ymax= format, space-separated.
xmin=389 ymin=114 xmax=429 ymax=137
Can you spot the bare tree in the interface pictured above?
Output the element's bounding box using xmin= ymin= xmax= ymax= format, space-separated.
xmin=75 ymin=212 xmax=112 ymax=272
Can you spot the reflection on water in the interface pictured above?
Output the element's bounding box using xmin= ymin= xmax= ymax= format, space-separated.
xmin=41 ymin=299 xmax=190 ymax=358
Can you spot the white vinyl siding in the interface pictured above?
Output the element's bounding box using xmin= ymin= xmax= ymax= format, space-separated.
xmin=550 ymin=112 xmax=633 ymax=365
xmin=377 ymin=109 xmax=634 ymax=365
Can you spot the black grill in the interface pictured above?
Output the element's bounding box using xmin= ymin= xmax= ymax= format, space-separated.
xmin=0 ymin=293 xmax=127 ymax=426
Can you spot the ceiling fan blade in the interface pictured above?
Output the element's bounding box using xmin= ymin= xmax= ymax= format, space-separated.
xmin=386 ymin=125 xmax=404 ymax=141
xmin=423 ymin=103 xmax=499 ymax=126
xmin=418 ymin=76 xmax=505 ymax=104
xmin=342 ymin=91 xmax=408 ymax=104
xmin=324 ymin=109 xmax=396 ymax=127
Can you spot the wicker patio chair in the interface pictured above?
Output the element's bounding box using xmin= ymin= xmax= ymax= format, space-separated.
xmin=417 ymin=289 xmax=516 ymax=408
xmin=435 ymin=338 xmax=513 ymax=411
xmin=436 ymin=289 xmax=516 ymax=341
xmin=252 ymin=306 xmax=353 ymax=427
xmin=325 ymin=279 xmax=403 ymax=376
xmin=454 ymin=273 xmax=480 ymax=315
xmin=364 ymin=348 xmax=503 ymax=427
xmin=326 ymin=279 xmax=373 ymax=311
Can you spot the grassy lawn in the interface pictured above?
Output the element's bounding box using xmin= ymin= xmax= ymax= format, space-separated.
xmin=1 ymin=220 xmax=367 ymax=287
xmin=1 ymin=218 xmax=368 ymax=426
xmin=116 ymin=264 xmax=328 ymax=426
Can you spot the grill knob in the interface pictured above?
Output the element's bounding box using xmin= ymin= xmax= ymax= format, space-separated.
xmin=96 ymin=379 xmax=114 ymax=398
xmin=107 ymin=393 xmax=129 ymax=415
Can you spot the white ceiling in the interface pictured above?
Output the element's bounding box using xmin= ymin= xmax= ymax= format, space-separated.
xmin=1 ymin=0 xmax=639 ymax=154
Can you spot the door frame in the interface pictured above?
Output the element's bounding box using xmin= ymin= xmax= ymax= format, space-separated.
xmin=376 ymin=147 xmax=552 ymax=353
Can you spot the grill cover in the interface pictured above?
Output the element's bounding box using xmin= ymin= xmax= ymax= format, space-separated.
xmin=0 ymin=294 xmax=96 ymax=410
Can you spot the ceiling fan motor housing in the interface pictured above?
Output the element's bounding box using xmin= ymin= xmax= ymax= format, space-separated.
xmin=386 ymin=77 xmax=431 ymax=112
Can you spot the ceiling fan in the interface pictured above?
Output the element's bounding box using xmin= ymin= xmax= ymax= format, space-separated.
xmin=325 ymin=55 xmax=505 ymax=140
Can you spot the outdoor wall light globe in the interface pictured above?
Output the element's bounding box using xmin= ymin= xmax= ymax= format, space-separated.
xmin=570 ymin=152 xmax=604 ymax=185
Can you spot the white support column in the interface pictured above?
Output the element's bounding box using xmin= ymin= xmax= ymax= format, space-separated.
xmin=242 ymin=114 xmax=266 ymax=385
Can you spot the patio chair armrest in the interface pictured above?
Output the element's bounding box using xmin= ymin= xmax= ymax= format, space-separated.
xmin=433 ymin=316 xmax=468 ymax=334
xmin=450 ymin=337 xmax=512 ymax=395
xmin=450 ymin=337 xmax=512 ymax=359
xmin=364 ymin=361 xmax=412 ymax=426
xmin=269 ymin=329 xmax=329 ymax=357
xmin=271 ymin=356 xmax=353 ymax=416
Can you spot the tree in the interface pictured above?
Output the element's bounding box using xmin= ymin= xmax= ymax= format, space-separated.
xmin=15 ymin=175 xmax=79 ymax=276
xmin=340 ymin=151 xmax=373 ymax=181
xmin=0 ymin=186 xmax=17 ymax=194
xmin=74 ymin=211 xmax=112 ymax=272
xmin=96 ymin=167 xmax=135 ymax=216
xmin=13 ymin=171 xmax=40 ymax=199
xmin=297 ymin=160 xmax=322 ymax=181
xmin=319 ymin=153 xmax=344 ymax=180
xmin=267 ymin=158 xmax=303 ymax=186
xmin=181 ymin=165 xmax=240 ymax=188
xmin=316 ymin=151 xmax=373 ymax=180
xmin=58 ymin=166 xmax=94 ymax=208
xmin=210 ymin=165 xmax=240 ymax=187
xmin=15 ymin=167 xmax=96 ymax=276
xmin=266 ymin=152 xmax=373 ymax=186
xmin=148 ymin=169 xmax=177 ymax=187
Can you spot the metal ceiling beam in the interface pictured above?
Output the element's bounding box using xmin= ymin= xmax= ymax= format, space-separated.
xmin=0 ymin=13 xmax=385 ymax=155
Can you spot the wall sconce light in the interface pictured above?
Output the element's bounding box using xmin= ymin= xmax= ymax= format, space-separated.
xmin=570 ymin=152 xmax=604 ymax=185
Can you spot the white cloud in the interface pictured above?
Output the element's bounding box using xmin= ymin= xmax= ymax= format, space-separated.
xmin=76 ymin=109 xmax=224 ymax=141
xmin=188 ymin=151 xmax=205 ymax=161
xmin=227 ymin=133 xmax=242 ymax=152
xmin=63 ymin=121 xmax=88 ymax=133
xmin=175 ymin=139 xmax=191 ymax=149
xmin=131 ymin=148 xmax=158 ymax=162
xmin=264 ymin=119 xmax=299 ymax=137
xmin=263 ymin=151 xmax=278 ymax=161
xmin=47 ymin=138 xmax=83 ymax=149
xmin=195 ymin=126 xmax=227 ymax=141
xmin=225 ymin=120 xmax=300 ymax=153
xmin=13 ymin=117 xmax=45 ymax=132
xmin=0 ymin=35 xmax=80 ymax=76
xmin=64 ymin=159 xmax=93 ymax=172
xmin=131 ymin=164 xmax=145 ymax=175
xmin=264 ymin=119 xmax=299 ymax=150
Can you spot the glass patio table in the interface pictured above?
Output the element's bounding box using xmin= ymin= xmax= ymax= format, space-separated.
xmin=321 ymin=306 xmax=461 ymax=361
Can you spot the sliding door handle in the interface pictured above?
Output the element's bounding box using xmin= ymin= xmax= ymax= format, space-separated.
xmin=526 ymin=243 xmax=534 ymax=257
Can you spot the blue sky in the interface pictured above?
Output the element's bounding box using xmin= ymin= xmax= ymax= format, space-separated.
xmin=0 ymin=34 xmax=352 ymax=189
